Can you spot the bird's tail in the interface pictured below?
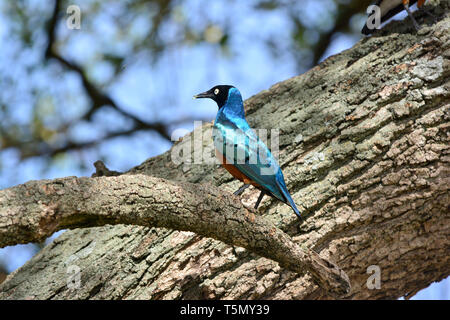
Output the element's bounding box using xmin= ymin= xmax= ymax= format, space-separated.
xmin=276 ymin=180 xmax=302 ymax=220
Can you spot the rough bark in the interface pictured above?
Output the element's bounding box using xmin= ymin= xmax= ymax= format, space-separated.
xmin=0 ymin=174 xmax=350 ymax=296
xmin=1 ymin=3 xmax=449 ymax=300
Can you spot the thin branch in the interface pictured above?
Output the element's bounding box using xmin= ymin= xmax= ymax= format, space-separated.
xmin=44 ymin=0 xmax=171 ymax=141
xmin=0 ymin=173 xmax=350 ymax=297
xmin=289 ymin=0 xmax=371 ymax=68
xmin=1 ymin=116 xmax=208 ymax=160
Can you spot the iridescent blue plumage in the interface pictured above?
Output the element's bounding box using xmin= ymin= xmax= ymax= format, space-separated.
xmin=195 ymin=85 xmax=301 ymax=219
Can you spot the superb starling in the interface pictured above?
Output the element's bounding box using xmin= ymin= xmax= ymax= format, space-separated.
xmin=194 ymin=85 xmax=302 ymax=220
xmin=362 ymin=0 xmax=427 ymax=35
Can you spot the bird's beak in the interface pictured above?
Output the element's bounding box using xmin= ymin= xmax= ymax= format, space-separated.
xmin=193 ymin=90 xmax=214 ymax=99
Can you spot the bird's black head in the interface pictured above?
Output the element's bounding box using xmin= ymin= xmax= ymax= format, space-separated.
xmin=193 ymin=85 xmax=234 ymax=108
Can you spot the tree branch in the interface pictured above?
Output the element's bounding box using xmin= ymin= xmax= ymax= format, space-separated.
xmin=1 ymin=2 xmax=448 ymax=300
xmin=1 ymin=115 xmax=207 ymax=160
xmin=0 ymin=174 xmax=350 ymax=297
xmin=42 ymin=0 xmax=173 ymax=149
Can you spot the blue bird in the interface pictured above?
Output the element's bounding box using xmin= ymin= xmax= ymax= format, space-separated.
xmin=194 ymin=85 xmax=302 ymax=220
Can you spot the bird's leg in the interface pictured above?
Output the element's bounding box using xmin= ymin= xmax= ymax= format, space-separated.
xmin=254 ymin=191 xmax=265 ymax=209
xmin=234 ymin=184 xmax=250 ymax=196
xmin=403 ymin=0 xmax=421 ymax=31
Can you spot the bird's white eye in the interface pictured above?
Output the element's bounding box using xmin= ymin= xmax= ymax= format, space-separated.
xmin=214 ymin=88 xmax=219 ymax=95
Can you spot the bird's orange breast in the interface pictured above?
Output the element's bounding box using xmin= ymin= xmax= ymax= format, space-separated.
xmin=215 ymin=149 xmax=262 ymax=188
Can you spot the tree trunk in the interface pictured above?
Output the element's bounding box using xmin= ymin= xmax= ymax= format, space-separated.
xmin=1 ymin=3 xmax=449 ymax=300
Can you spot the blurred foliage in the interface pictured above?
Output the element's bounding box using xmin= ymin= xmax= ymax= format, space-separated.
xmin=0 ymin=0 xmax=373 ymax=275
xmin=0 ymin=0 xmax=372 ymax=182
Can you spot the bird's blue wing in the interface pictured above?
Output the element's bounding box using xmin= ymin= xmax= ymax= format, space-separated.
xmin=214 ymin=122 xmax=285 ymax=202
